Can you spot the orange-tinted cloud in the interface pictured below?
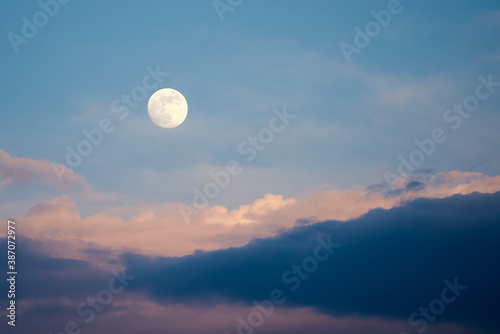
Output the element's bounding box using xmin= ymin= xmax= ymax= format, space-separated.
xmin=9 ymin=170 xmax=500 ymax=258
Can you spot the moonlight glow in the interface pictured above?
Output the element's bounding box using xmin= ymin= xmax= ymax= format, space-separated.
xmin=147 ymin=88 xmax=188 ymax=128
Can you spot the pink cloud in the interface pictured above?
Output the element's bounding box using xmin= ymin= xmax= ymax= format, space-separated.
xmin=0 ymin=149 xmax=87 ymax=190
xmin=8 ymin=170 xmax=500 ymax=258
xmin=15 ymin=295 xmax=486 ymax=334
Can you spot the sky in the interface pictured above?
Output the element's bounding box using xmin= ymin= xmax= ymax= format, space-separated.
xmin=1 ymin=1 xmax=500 ymax=334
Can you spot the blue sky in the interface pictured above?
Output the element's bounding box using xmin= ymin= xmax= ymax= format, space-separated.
xmin=2 ymin=2 xmax=500 ymax=334
xmin=1 ymin=0 xmax=500 ymax=213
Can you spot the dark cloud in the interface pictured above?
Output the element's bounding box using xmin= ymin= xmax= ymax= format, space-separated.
xmin=366 ymin=168 xmax=434 ymax=195
xmin=2 ymin=192 xmax=499 ymax=333
xmin=294 ymin=216 xmax=319 ymax=226
xmin=0 ymin=238 xmax=132 ymax=334
xmin=124 ymin=191 xmax=500 ymax=332
xmin=405 ymin=180 xmax=424 ymax=191
xmin=0 ymin=238 xmax=112 ymax=301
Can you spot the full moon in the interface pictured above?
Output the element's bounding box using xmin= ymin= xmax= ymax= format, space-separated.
xmin=147 ymin=88 xmax=188 ymax=128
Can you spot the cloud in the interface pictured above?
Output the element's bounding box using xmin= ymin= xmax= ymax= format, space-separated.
xmin=0 ymin=149 xmax=129 ymax=218
xmin=2 ymin=189 xmax=498 ymax=334
xmin=0 ymin=233 xmax=488 ymax=334
xmin=0 ymin=237 xmax=113 ymax=302
xmin=3 ymin=292 xmax=483 ymax=334
xmin=6 ymin=169 xmax=500 ymax=258
xmin=0 ymin=149 xmax=86 ymax=190
xmin=123 ymin=191 xmax=500 ymax=332
xmin=1 ymin=147 xmax=498 ymax=260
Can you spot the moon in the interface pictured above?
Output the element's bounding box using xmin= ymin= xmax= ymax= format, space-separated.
xmin=147 ymin=88 xmax=188 ymax=128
